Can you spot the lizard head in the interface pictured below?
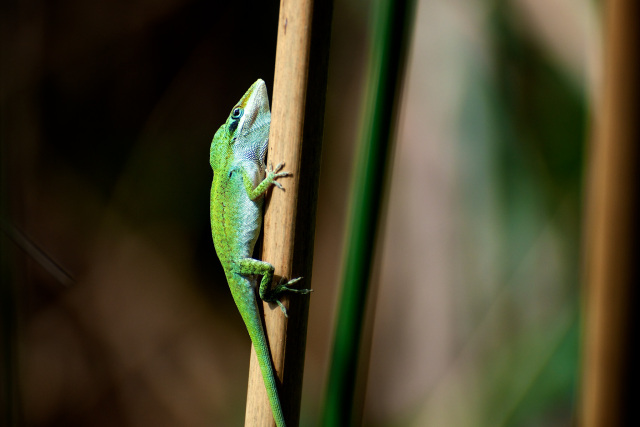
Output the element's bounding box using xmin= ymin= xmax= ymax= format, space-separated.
xmin=210 ymin=79 xmax=270 ymax=169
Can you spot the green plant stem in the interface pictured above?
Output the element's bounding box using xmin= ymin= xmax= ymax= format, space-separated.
xmin=322 ymin=0 xmax=416 ymax=425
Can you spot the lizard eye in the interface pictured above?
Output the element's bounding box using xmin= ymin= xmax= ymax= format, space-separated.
xmin=231 ymin=107 xmax=243 ymax=119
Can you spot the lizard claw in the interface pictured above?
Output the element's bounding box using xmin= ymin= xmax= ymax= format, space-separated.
xmin=276 ymin=300 xmax=289 ymax=317
xmin=267 ymin=162 xmax=287 ymax=175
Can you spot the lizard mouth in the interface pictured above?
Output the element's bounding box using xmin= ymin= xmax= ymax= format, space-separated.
xmin=234 ymin=79 xmax=271 ymax=163
xmin=237 ymin=79 xmax=270 ymax=137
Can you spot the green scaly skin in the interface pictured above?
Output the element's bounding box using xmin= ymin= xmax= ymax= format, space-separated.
xmin=210 ymin=79 xmax=310 ymax=427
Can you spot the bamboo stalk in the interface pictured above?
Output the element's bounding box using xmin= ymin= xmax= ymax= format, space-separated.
xmin=244 ymin=0 xmax=333 ymax=425
xmin=580 ymin=0 xmax=638 ymax=425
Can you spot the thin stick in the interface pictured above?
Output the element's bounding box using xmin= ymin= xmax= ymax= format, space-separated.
xmin=580 ymin=0 xmax=638 ymax=425
xmin=244 ymin=0 xmax=333 ymax=425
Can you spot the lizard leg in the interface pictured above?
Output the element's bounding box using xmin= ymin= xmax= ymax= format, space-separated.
xmin=238 ymin=258 xmax=311 ymax=317
xmin=243 ymin=163 xmax=291 ymax=200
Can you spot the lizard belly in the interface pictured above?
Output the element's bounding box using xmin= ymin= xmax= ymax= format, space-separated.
xmin=211 ymin=178 xmax=263 ymax=262
xmin=233 ymin=194 xmax=262 ymax=258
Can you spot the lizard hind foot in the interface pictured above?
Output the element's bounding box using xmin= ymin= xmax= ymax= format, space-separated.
xmin=273 ymin=276 xmax=312 ymax=295
xmin=265 ymin=276 xmax=312 ymax=317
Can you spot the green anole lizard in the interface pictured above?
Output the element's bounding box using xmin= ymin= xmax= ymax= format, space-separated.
xmin=209 ymin=79 xmax=310 ymax=427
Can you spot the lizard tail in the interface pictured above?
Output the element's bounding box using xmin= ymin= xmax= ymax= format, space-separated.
xmin=242 ymin=305 xmax=287 ymax=427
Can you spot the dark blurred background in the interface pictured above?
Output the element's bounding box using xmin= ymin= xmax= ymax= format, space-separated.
xmin=1 ymin=0 xmax=597 ymax=425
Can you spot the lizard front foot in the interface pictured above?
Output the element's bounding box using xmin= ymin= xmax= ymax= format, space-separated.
xmin=266 ymin=162 xmax=292 ymax=190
